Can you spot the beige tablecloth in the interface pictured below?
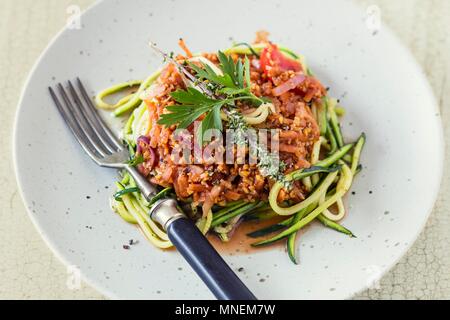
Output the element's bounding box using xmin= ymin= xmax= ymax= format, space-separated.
xmin=0 ymin=0 xmax=448 ymax=299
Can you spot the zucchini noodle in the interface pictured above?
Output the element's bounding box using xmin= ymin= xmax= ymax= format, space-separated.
xmin=351 ymin=133 xmax=366 ymax=175
xmin=123 ymin=112 xmax=135 ymax=140
xmin=220 ymin=102 xmax=274 ymax=125
xmin=112 ymin=177 xmax=172 ymax=249
xmin=310 ymin=137 xmax=325 ymax=186
xmin=322 ymin=196 xmax=346 ymax=221
xmin=302 ymin=136 xmax=323 ymax=191
xmin=121 ymin=194 xmax=172 ymax=248
xmin=131 ymin=197 xmax=169 ymax=240
xmin=254 ymin=164 xmax=353 ymax=246
xmin=270 ymin=170 xmax=339 ymax=216
xmin=321 ymin=161 xmax=350 ymax=221
xmin=268 ymin=142 xmax=353 ymax=216
xmin=111 ymin=195 xmax=137 ymax=224
xmin=196 ymin=210 xmax=213 ymax=235
xmin=244 ymin=108 xmax=269 ymax=125
xmin=95 ymin=80 xmax=142 ymax=110
xmin=327 ymin=98 xmax=344 ymax=148
xmin=304 ymin=101 xmax=326 ymax=189
xmin=302 ymin=177 xmax=313 ymax=192
xmin=246 ymin=102 xmax=276 ymax=117
xmin=130 ymin=102 xmax=151 ymax=143
xmin=311 ymin=137 xmax=324 ymax=162
xmin=95 ymin=69 xmax=162 ymax=117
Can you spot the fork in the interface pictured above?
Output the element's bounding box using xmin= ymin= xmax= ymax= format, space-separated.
xmin=49 ymin=79 xmax=257 ymax=300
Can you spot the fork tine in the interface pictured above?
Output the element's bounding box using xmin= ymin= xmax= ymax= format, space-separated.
xmin=67 ymin=81 xmax=117 ymax=154
xmin=57 ymin=83 xmax=110 ymax=157
xmin=49 ymin=87 xmax=103 ymax=162
xmin=76 ymin=78 xmax=123 ymax=150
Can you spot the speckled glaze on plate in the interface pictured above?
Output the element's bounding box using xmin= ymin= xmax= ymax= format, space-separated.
xmin=13 ymin=0 xmax=444 ymax=299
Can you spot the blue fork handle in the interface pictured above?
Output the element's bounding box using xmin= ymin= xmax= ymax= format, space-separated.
xmin=167 ymin=217 xmax=257 ymax=300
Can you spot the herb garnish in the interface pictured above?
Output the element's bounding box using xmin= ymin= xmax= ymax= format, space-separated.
xmin=255 ymin=146 xmax=290 ymax=189
xmin=227 ymin=109 xmax=248 ymax=145
xmin=227 ymin=109 xmax=290 ymax=188
xmin=158 ymin=88 xmax=225 ymax=130
xmin=127 ymin=154 xmax=144 ymax=167
xmin=189 ymin=51 xmax=251 ymax=95
xmin=157 ymin=51 xmax=263 ymax=143
xmin=114 ymin=187 xmax=140 ymax=201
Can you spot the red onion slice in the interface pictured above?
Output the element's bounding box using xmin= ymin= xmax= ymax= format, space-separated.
xmin=272 ymin=73 xmax=306 ymax=96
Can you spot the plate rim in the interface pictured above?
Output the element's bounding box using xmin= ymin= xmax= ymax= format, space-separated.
xmin=12 ymin=0 xmax=445 ymax=300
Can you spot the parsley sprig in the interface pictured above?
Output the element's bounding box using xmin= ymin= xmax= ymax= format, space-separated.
xmin=189 ymin=51 xmax=251 ymax=95
xmin=158 ymin=88 xmax=225 ymax=131
xmin=157 ymin=51 xmax=263 ymax=142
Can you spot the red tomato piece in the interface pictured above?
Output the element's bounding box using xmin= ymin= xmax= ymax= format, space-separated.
xmin=260 ymin=44 xmax=302 ymax=75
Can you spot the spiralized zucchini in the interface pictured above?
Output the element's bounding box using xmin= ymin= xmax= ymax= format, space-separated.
xmin=95 ymin=80 xmax=142 ymax=110
xmin=129 ymin=102 xmax=150 ymax=143
xmin=320 ymin=161 xmax=349 ymax=221
xmin=196 ymin=210 xmax=213 ymax=235
xmin=95 ymin=69 xmax=162 ymax=117
xmin=253 ymin=163 xmax=353 ymax=246
xmin=112 ymin=176 xmax=172 ymax=249
xmin=220 ymin=102 xmax=274 ymax=125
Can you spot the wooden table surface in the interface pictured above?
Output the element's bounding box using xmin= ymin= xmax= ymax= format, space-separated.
xmin=0 ymin=0 xmax=448 ymax=299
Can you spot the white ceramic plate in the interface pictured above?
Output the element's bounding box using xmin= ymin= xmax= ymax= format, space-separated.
xmin=14 ymin=0 xmax=444 ymax=299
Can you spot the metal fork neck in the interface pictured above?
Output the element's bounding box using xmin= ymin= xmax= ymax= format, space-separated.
xmin=125 ymin=165 xmax=159 ymax=200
